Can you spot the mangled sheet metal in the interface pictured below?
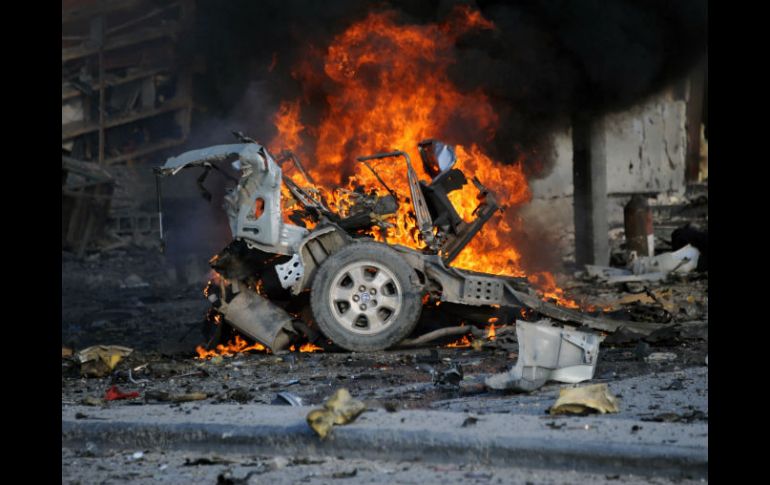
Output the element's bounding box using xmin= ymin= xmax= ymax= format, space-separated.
xmin=486 ymin=320 xmax=602 ymax=392
xmin=158 ymin=143 xmax=309 ymax=255
xmin=159 ymin=136 xmax=669 ymax=354
xmin=508 ymin=286 xmax=666 ymax=336
xmin=216 ymin=284 xmax=293 ymax=351
xmin=158 ymin=138 xmax=517 ymax=353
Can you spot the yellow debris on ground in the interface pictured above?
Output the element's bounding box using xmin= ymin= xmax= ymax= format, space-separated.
xmin=549 ymin=383 xmax=620 ymax=415
xmin=76 ymin=345 xmax=134 ymax=377
xmin=307 ymin=388 xmax=367 ymax=439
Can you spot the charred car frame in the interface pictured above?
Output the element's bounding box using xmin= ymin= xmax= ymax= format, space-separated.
xmin=156 ymin=134 xmax=610 ymax=358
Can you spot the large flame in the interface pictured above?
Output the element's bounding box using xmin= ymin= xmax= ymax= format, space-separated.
xmin=487 ymin=323 xmax=497 ymax=340
xmin=195 ymin=335 xmax=324 ymax=359
xmin=527 ymin=272 xmax=580 ymax=309
xmin=270 ymin=7 xmax=579 ymax=306
xmin=290 ymin=342 xmax=324 ymax=353
xmin=196 ymin=334 xmax=268 ymax=359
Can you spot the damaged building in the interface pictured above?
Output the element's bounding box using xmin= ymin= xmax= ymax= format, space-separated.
xmin=62 ymin=0 xmax=195 ymax=254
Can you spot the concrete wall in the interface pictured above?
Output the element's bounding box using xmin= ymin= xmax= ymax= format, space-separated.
xmin=602 ymin=88 xmax=688 ymax=226
xmin=521 ymin=86 xmax=689 ymax=260
xmin=603 ymin=90 xmax=687 ymax=195
xmin=519 ymin=128 xmax=575 ymax=260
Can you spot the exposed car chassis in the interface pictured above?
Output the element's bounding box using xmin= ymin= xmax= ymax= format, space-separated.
xmin=156 ymin=135 xmax=619 ymax=365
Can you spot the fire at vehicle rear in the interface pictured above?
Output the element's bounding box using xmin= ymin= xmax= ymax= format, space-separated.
xmin=156 ymin=136 xmax=538 ymax=353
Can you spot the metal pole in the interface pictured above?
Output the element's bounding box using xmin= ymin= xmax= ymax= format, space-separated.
xmin=155 ymin=171 xmax=165 ymax=253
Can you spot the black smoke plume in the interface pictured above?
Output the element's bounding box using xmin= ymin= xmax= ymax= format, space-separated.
xmin=191 ymin=0 xmax=706 ymax=175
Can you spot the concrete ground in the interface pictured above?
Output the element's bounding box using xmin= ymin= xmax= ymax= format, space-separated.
xmin=62 ymin=367 xmax=707 ymax=482
xmin=62 ymin=449 xmax=705 ymax=485
xmin=62 ymin=247 xmax=708 ymax=483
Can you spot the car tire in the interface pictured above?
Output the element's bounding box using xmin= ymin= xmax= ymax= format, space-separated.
xmin=310 ymin=242 xmax=423 ymax=351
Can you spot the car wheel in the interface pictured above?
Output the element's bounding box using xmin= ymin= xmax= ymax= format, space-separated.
xmin=310 ymin=242 xmax=423 ymax=351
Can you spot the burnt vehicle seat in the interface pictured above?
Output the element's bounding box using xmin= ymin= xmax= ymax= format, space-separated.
xmin=419 ymin=168 xmax=467 ymax=234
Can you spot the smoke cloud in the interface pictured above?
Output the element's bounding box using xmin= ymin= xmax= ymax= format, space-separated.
xmin=178 ymin=0 xmax=705 ymax=275
xmin=191 ymin=0 xmax=706 ymax=175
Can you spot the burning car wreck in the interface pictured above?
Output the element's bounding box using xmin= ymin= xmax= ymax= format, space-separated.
xmin=155 ymin=134 xmax=641 ymax=390
xmin=62 ymin=2 xmax=709 ymax=480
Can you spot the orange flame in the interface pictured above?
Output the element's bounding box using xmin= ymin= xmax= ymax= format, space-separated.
xmin=195 ymin=334 xmax=268 ymax=359
xmin=446 ymin=335 xmax=472 ymax=348
xmin=269 ymin=8 xmax=581 ymax=308
xmin=272 ymin=100 xmax=305 ymax=153
xmin=289 ymin=342 xmax=324 ymax=353
xmin=486 ymin=323 xmax=496 ymax=340
xmin=527 ymin=272 xmax=580 ymax=309
xmin=300 ymin=342 xmax=323 ymax=352
xmin=441 ymin=4 xmax=496 ymax=33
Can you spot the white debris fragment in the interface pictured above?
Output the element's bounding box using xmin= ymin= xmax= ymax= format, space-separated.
xmin=644 ymin=352 xmax=677 ymax=363
xmin=121 ymin=274 xmax=150 ymax=289
xmin=485 ymin=320 xmax=603 ymax=392
xmin=629 ymin=244 xmax=700 ymax=275
xmin=584 ymin=244 xmax=700 ymax=284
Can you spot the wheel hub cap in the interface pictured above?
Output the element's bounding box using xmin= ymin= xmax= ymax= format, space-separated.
xmin=328 ymin=260 xmax=403 ymax=335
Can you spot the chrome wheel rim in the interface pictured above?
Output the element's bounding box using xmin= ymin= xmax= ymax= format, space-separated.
xmin=327 ymin=260 xmax=403 ymax=335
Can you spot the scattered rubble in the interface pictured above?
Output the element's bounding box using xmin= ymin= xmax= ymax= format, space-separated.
xmin=549 ymin=384 xmax=620 ymax=415
xmin=77 ymin=345 xmax=134 ymax=378
xmin=273 ymin=392 xmax=304 ymax=406
xmin=145 ymin=391 xmax=208 ymax=403
xmin=586 ymin=244 xmax=700 ymax=285
xmin=62 ymin=235 xmax=707 ymax=460
xmin=629 ymin=244 xmax=700 ymax=275
xmin=644 ymin=352 xmax=678 ymax=363
xmin=432 ymin=363 xmax=464 ymax=389
xmin=671 ymin=224 xmax=708 ymax=271
xmin=307 ymin=388 xmax=367 ymax=439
